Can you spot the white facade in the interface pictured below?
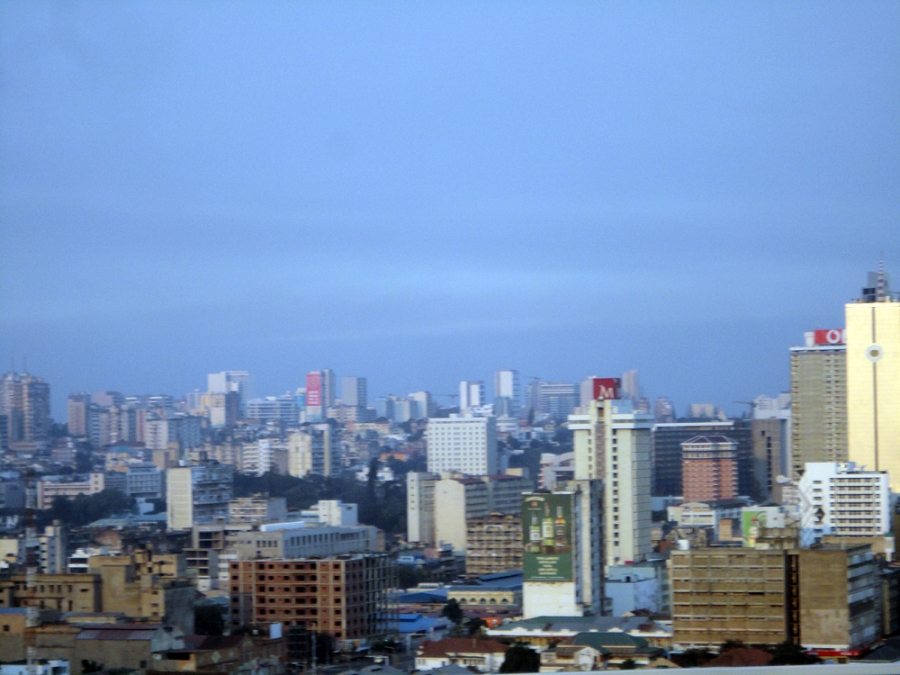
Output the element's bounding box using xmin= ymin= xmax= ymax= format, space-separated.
xmin=407 ymin=472 xmax=439 ymax=545
xmin=287 ymin=424 xmax=339 ymax=477
xmin=605 ymin=564 xmax=658 ymax=616
xmin=459 ymin=380 xmax=485 ymax=410
xmin=341 ymin=376 xmax=367 ymax=408
xmin=570 ymin=399 xmax=652 ymax=566
xmin=427 ymin=415 xmax=498 ymax=476
xmin=798 ymin=461 xmax=891 ymax=547
xmin=494 ymin=370 xmax=521 ymax=417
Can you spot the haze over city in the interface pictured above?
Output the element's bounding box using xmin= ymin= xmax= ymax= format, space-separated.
xmin=2 ymin=2 xmax=899 ymax=416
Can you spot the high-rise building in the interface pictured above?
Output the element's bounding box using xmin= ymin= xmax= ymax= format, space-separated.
xmin=407 ymin=472 xmax=439 ymax=545
xmin=459 ymin=380 xmax=485 ymax=410
xmin=570 ymin=390 xmax=652 ymax=567
xmin=790 ymin=330 xmax=847 ymax=477
xmin=654 ymin=397 xmax=675 ymax=423
xmin=304 ymin=369 xmax=335 ymax=421
xmin=681 ymin=435 xmax=739 ymax=503
xmin=751 ymin=416 xmax=789 ymax=503
xmin=521 ymin=479 xmax=604 ymax=618
xmin=620 ymin=370 xmax=639 ymax=401
xmin=535 ymin=382 xmax=579 ymax=419
xmin=287 ymin=423 xmax=340 ymax=477
xmin=409 ymin=391 xmax=434 ymax=419
xmin=341 ymin=376 xmax=367 ymax=408
xmin=846 ymin=269 xmax=900 ymax=490
xmin=426 ymin=415 xmax=498 ymax=476
xmin=0 ymin=372 xmax=51 ymax=443
xmin=67 ymin=393 xmax=92 ymax=437
xmin=166 ymin=462 xmax=234 ymax=529
xmin=494 ymin=370 xmax=521 ymax=417
xmin=207 ymin=370 xmax=250 ymax=418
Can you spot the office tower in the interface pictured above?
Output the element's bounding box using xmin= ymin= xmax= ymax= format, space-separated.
xmin=67 ymin=393 xmax=92 ymax=437
xmin=846 ymin=268 xmax=900 ymax=490
xmin=304 ymin=369 xmax=334 ymax=420
xmin=426 ymin=415 xmax=498 ymax=476
xmin=797 ymin=462 xmax=891 ymax=547
xmin=207 ymin=370 xmax=250 ymax=417
xmin=459 ymin=380 xmax=485 ymax=410
xmin=570 ymin=387 xmax=652 ymax=567
xmin=245 ymin=394 xmax=301 ymax=425
xmin=341 ymin=376 xmax=367 ymax=408
xmin=287 ymin=423 xmax=340 ymax=477
xmin=652 ymin=420 xmax=753 ymax=498
xmin=620 ymin=370 xmax=639 ymax=401
xmin=167 ymin=463 xmax=234 ymax=529
xmin=409 ymin=391 xmax=434 ymax=419
xmin=0 ymin=371 xmax=51 ymax=443
xmin=654 ymin=397 xmax=675 ymax=423
xmin=374 ymin=396 xmax=394 ymax=420
xmin=790 ymin=330 xmax=847 ymax=477
xmin=521 ymin=479 xmax=604 ymax=618
xmin=535 ymin=381 xmax=579 ymax=419
xmin=681 ymin=435 xmax=739 ymax=503
xmin=751 ymin=417 xmax=787 ymax=502
xmin=92 ymin=391 xmax=124 ymax=407
xmin=321 ymin=368 xmax=336 ymax=407
xmin=407 ymin=472 xmax=439 ymax=544
xmin=494 ymin=370 xmax=521 ymax=417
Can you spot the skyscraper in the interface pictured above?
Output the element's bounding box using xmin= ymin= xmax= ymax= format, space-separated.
xmin=846 ymin=268 xmax=900 ymax=490
xmin=569 ymin=384 xmax=652 ymax=567
xmin=681 ymin=435 xmax=738 ymax=503
xmin=427 ymin=415 xmax=498 ymax=476
xmin=67 ymin=393 xmax=92 ymax=437
xmin=341 ymin=376 xmax=368 ymax=408
xmin=459 ymin=380 xmax=485 ymax=410
xmin=790 ymin=330 xmax=847 ymax=477
xmin=493 ymin=369 xmax=521 ymax=417
xmin=207 ymin=370 xmax=250 ymax=418
xmin=621 ymin=370 xmax=639 ymax=401
xmin=1 ymin=371 xmax=51 ymax=443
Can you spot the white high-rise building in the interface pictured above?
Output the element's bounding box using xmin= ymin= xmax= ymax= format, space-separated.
xmin=427 ymin=415 xmax=498 ymax=476
xmin=621 ymin=370 xmax=640 ymax=401
xmin=167 ymin=463 xmax=234 ymax=530
xmin=459 ymin=380 xmax=485 ymax=411
xmin=407 ymin=472 xmax=439 ymax=545
xmin=494 ymin=370 xmax=521 ymax=417
xmin=207 ymin=371 xmax=249 ymax=417
xmin=797 ymin=462 xmax=892 ymax=548
xmin=569 ymin=396 xmax=652 ymax=567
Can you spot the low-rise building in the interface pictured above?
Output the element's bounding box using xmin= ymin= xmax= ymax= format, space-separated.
xmin=415 ymin=638 xmax=509 ymax=673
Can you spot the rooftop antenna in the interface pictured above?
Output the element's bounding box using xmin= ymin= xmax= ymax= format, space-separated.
xmin=877 ymin=252 xmax=886 ymax=302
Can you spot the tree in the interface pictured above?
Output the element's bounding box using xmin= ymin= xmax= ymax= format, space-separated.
xmin=466 ymin=617 xmax=486 ymax=637
xmin=719 ymin=639 xmax=746 ymax=653
xmin=195 ymin=604 xmax=225 ymax=636
xmin=441 ymin=599 xmax=463 ymax=625
xmin=499 ymin=643 xmax=539 ymax=673
xmin=618 ymin=659 xmax=637 ymax=670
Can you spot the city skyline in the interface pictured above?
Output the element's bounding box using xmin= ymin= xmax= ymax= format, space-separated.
xmin=2 ymin=3 xmax=898 ymax=420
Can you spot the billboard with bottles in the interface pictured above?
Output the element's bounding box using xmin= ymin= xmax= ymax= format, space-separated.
xmin=522 ymin=492 xmax=574 ymax=581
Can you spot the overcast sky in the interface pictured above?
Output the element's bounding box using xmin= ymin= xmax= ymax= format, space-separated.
xmin=2 ymin=1 xmax=898 ymax=418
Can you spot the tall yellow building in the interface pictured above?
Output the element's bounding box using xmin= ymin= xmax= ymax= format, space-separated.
xmin=846 ymin=270 xmax=900 ymax=490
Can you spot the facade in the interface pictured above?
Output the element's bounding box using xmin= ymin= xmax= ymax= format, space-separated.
xmin=341 ymin=376 xmax=367 ymax=408
xmin=570 ymin=398 xmax=652 ymax=566
xmin=846 ymin=273 xmax=900 ymax=491
xmin=790 ymin=330 xmax=848 ymax=477
xmin=125 ymin=463 xmax=165 ymax=500
xmin=751 ymin=415 xmax=789 ymax=502
xmin=407 ymin=472 xmax=439 ymax=545
xmin=534 ymin=382 xmax=579 ymax=419
xmin=245 ymin=396 xmax=300 ymax=425
xmin=681 ymin=435 xmax=738 ymax=503
xmin=36 ymin=473 xmax=105 ymax=510
xmin=426 ymin=415 xmax=498 ymax=476
xmin=228 ymin=496 xmax=288 ymax=524
xmin=521 ymin=479 xmax=604 ymax=618
xmin=651 ymin=420 xmax=752 ymax=498
xmin=287 ymin=424 xmax=340 ymax=477
xmin=166 ymin=463 xmax=234 ymax=530
xmin=207 ymin=370 xmax=250 ymax=417
xmin=466 ymin=514 xmax=523 ymax=575
xmin=67 ymin=393 xmax=91 ymax=437
xmin=228 ymin=554 xmax=396 ymax=644
xmin=227 ymin=522 xmax=378 ymax=560
xmin=797 ymin=462 xmax=891 ymax=547
xmin=493 ymin=370 xmax=521 ymax=417
xmin=0 ymin=372 xmax=51 ymax=444
xmin=670 ymin=544 xmax=881 ymax=654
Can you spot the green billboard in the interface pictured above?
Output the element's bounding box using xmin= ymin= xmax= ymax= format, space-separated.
xmin=522 ymin=492 xmax=573 ymax=581
xmin=742 ymin=510 xmax=767 ymax=548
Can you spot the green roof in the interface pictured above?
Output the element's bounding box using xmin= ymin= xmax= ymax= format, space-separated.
xmin=572 ymin=632 xmax=648 ymax=649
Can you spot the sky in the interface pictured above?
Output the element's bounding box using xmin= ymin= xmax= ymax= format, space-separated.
xmin=1 ymin=1 xmax=899 ymax=419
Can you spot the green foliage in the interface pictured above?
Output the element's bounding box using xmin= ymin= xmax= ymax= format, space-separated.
xmin=48 ymin=489 xmax=134 ymax=527
xmin=195 ymin=604 xmax=225 ymax=636
xmin=466 ymin=617 xmax=487 ymax=637
xmin=672 ymin=649 xmax=714 ymax=668
xmin=720 ymin=639 xmax=746 ymax=653
xmin=441 ymin=599 xmax=464 ymax=625
xmin=232 ymin=471 xmax=408 ymax=536
xmin=499 ymin=643 xmax=540 ymax=673
xmin=81 ymin=660 xmax=104 ymax=673
xmin=618 ymin=658 xmax=637 ymax=670
xmin=770 ymin=641 xmax=820 ymax=665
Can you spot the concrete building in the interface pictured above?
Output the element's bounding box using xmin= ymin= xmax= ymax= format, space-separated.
xmin=409 ymin=391 xmax=434 ymax=419
xmin=229 ymin=554 xmax=396 ymax=644
xmin=407 ymin=472 xmax=439 ymax=545
xmin=427 ymin=415 xmax=498 ymax=476
xmin=228 ymin=521 xmax=378 ymax=560
xmin=287 ymin=424 xmax=340 ymax=477
xmin=228 ymin=496 xmax=288 ymax=524
xmin=681 ymin=435 xmax=739 ymax=503
xmin=790 ymin=330 xmax=848 ymax=477
xmin=570 ymin=397 xmax=652 ymax=566
xmin=797 ymin=462 xmax=891 ymax=548
xmin=670 ymin=544 xmax=881 ymax=655
xmin=0 ymin=371 xmax=51 ymax=444
xmin=846 ymin=270 xmax=900 ymax=491
xmin=459 ymin=380 xmax=485 ymax=411
xmin=751 ymin=414 xmax=790 ymax=503
xmin=241 ymin=438 xmax=289 ymax=476
xmin=341 ymin=376 xmax=367 ymax=408
xmin=125 ymin=463 xmax=165 ymax=501
xmin=533 ymin=381 xmax=579 ymax=420
xmin=432 ymin=473 xmax=532 ymax=553
xmin=521 ymin=479 xmax=604 ymax=618
xmin=207 ymin=370 xmax=250 ymax=417
xmin=245 ymin=395 xmax=300 ymax=426
xmin=494 ymin=370 xmax=521 ymax=418
xmin=466 ymin=514 xmax=523 ymax=576
xmin=166 ymin=463 xmax=234 ymax=529
xmin=36 ymin=473 xmax=105 ymax=510
xmin=67 ymin=393 xmax=91 ymax=437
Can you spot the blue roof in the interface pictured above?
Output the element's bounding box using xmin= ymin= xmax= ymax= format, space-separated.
xmin=0 ymin=608 xmax=27 ymax=614
xmin=397 ymin=590 xmax=448 ymax=603
xmin=396 ymin=613 xmax=449 ymax=633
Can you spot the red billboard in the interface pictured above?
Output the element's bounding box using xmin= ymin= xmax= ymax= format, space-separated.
xmin=814 ymin=329 xmax=845 ymax=345
xmin=306 ymin=372 xmax=322 ymax=407
xmin=592 ymin=377 xmax=621 ymax=400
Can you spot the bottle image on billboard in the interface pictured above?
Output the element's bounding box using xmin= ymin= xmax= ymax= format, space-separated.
xmin=528 ymin=515 xmax=542 ymax=553
xmin=542 ymin=503 xmax=555 ymax=553
xmin=554 ymin=506 xmax=569 ymax=553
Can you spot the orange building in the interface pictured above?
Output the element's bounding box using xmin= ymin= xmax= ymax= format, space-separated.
xmin=681 ymin=435 xmax=738 ymax=502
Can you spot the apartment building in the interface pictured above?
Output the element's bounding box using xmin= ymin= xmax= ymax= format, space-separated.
xmin=166 ymin=462 xmax=234 ymax=530
xmin=466 ymin=514 xmax=523 ymax=576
